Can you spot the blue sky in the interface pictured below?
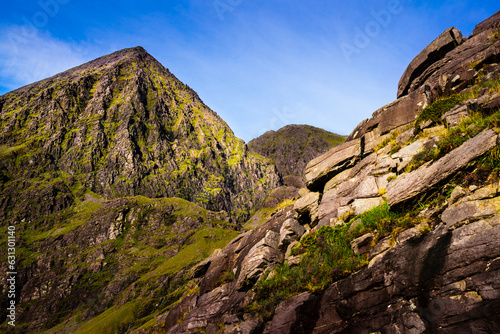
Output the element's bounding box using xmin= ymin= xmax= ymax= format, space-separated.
xmin=0 ymin=1 xmax=498 ymax=141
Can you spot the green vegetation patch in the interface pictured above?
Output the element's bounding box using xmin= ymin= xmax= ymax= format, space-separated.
xmin=73 ymin=301 xmax=139 ymax=334
xmin=250 ymin=223 xmax=367 ymax=319
xmin=138 ymin=227 xmax=240 ymax=282
xmin=407 ymin=109 xmax=500 ymax=172
xmin=25 ymin=200 xmax=103 ymax=243
xmin=348 ymin=202 xmax=417 ymax=239
xmin=415 ymin=94 xmax=468 ymax=130
xmin=250 ymin=202 xmax=423 ymax=319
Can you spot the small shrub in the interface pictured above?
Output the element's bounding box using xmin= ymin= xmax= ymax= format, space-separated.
xmin=488 ymin=146 xmax=500 ymax=169
xmin=349 ymin=202 xmax=419 ymax=241
xmin=405 ymin=149 xmax=437 ymax=172
xmin=374 ymin=137 xmax=393 ymax=152
xmin=464 ymin=162 xmax=494 ymax=187
xmin=389 ymin=143 xmax=402 ymax=155
xmin=415 ymin=94 xmax=468 ymax=130
xmin=418 ymin=224 xmax=431 ymax=234
xmin=349 ymin=202 xmax=399 ymax=238
xmin=217 ymin=270 xmax=235 ymax=286
xmin=387 ymin=175 xmax=397 ymax=182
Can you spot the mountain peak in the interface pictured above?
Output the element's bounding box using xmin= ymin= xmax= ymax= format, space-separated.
xmin=3 ymin=46 xmax=159 ymax=96
xmin=78 ymin=46 xmax=151 ymax=69
xmin=0 ymin=47 xmax=280 ymax=225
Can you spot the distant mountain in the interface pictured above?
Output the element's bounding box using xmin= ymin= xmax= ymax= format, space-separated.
xmin=0 ymin=47 xmax=280 ymax=223
xmin=248 ymin=124 xmax=346 ymax=186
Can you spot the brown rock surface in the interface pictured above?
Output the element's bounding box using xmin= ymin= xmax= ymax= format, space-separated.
xmin=304 ymin=138 xmax=362 ymax=191
xmin=387 ymin=129 xmax=498 ymax=207
xmin=275 ymin=216 xmax=500 ymax=333
xmin=398 ymin=27 xmax=465 ymax=98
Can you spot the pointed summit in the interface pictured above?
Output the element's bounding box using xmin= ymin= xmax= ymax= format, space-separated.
xmin=0 ymin=47 xmax=280 ymax=223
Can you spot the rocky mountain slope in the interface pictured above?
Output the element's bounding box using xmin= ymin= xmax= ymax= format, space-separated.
xmin=140 ymin=11 xmax=500 ymax=334
xmin=0 ymin=47 xmax=283 ymax=333
xmin=0 ymin=46 xmax=280 ymax=223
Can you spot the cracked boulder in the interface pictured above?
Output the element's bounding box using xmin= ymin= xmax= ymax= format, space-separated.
xmin=398 ymin=27 xmax=465 ymax=97
xmin=236 ymin=230 xmax=283 ymax=290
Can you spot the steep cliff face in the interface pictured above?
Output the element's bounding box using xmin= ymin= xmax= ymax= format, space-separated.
xmin=146 ymin=11 xmax=500 ymax=334
xmin=0 ymin=47 xmax=280 ymax=223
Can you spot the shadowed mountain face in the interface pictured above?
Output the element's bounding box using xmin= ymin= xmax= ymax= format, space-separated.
xmin=248 ymin=125 xmax=346 ymax=186
xmin=0 ymin=47 xmax=280 ymax=223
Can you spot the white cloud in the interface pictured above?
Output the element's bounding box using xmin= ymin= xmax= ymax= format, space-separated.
xmin=0 ymin=26 xmax=92 ymax=90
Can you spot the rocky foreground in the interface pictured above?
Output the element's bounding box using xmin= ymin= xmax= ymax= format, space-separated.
xmin=145 ymin=11 xmax=500 ymax=333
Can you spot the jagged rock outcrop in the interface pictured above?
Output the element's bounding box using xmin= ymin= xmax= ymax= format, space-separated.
xmin=304 ymin=138 xmax=362 ymax=191
xmin=387 ymin=128 xmax=499 ymax=207
xmin=347 ymin=10 xmax=500 ymax=151
xmin=269 ymin=214 xmax=500 ymax=333
xmin=154 ymin=206 xmax=298 ymax=333
xmin=144 ymin=11 xmax=500 ymax=334
xmin=0 ymin=47 xmax=280 ymax=223
xmin=398 ymin=27 xmax=465 ymax=98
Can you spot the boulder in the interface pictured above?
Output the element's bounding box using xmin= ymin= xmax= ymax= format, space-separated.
xmin=396 ymin=127 xmax=415 ymax=144
xmin=387 ymin=129 xmax=498 ymax=207
xmin=294 ymin=191 xmax=320 ymax=224
xmin=391 ymin=140 xmax=424 ymax=160
xmin=304 ymin=139 xmax=362 ymax=191
xmin=278 ymin=218 xmax=306 ymax=251
xmin=285 ymin=241 xmax=299 ymax=259
xmin=287 ymin=255 xmax=302 ymax=267
xmin=372 ymin=155 xmax=397 ymax=176
xmin=441 ymin=104 xmax=469 ymax=127
xmin=234 ymin=319 xmax=262 ymax=334
xmin=396 ymin=222 xmax=431 ymax=244
xmin=468 ymin=182 xmax=500 ymax=201
xmin=351 ymin=197 xmax=384 ymax=216
xmin=350 ymin=176 xmax=379 ymax=198
xmin=441 ymin=197 xmax=500 ymax=229
xmin=236 ymin=230 xmax=283 ymax=290
xmin=398 ymin=27 xmax=465 ymax=98
xmin=448 ymin=185 xmax=467 ymax=205
xmin=324 ymin=168 xmax=352 ymax=192
xmin=317 ymin=194 xmax=353 ymax=225
xmin=351 ymin=233 xmax=375 ymax=255
xmin=391 ymin=140 xmax=424 ymax=172
xmin=369 ymin=236 xmax=392 ymax=259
